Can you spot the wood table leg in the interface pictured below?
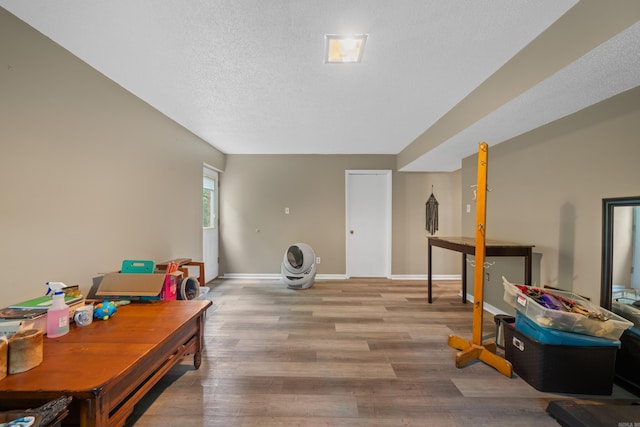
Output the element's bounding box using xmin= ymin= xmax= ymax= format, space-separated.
xmin=428 ymin=242 xmax=433 ymax=303
xmin=461 ymin=253 xmax=467 ymax=304
xmin=185 ymin=261 xmax=206 ymax=287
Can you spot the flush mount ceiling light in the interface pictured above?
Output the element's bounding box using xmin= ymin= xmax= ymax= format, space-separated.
xmin=325 ymin=34 xmax=368 ymax=63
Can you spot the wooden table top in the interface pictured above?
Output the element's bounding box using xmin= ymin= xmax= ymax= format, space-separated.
xmin=0 ymin=300 xmax=211 ymax=395
xmin=428 ymin=236 xmax=534 ymax=249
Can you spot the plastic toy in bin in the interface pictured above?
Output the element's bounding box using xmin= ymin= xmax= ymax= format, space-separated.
xmin=94 ymin=301 xmax=117 ymax=320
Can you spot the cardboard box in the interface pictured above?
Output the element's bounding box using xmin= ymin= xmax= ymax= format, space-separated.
xmin=94 ymin=271 xmax=182 ymax=301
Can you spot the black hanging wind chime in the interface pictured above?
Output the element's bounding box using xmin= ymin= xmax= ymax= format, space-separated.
xmin=425 ymin=186 xmax=439 ymax=235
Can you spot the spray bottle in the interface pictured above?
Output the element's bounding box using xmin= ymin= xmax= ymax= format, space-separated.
xmin=46 ymin=281 xmax=69 ymax=338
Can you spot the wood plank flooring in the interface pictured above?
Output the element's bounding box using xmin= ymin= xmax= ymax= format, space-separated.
xmin=125 ymin=278 xmax=637 ymax=426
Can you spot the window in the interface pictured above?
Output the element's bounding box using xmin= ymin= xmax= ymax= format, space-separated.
xmin=203 ymin=175 xmax=216 ymax=229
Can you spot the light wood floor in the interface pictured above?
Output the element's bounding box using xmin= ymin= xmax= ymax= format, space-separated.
xmin=125 ymin=278 xmax=637 ymax=426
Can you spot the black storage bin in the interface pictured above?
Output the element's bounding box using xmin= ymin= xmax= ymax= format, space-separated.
xmin=500 ymin=318 xmax=618 ymax=395
xmin=615 ymin=328 xmax=640 ymax=395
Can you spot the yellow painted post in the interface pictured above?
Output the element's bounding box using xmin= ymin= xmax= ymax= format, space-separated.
xmin=472 ymin=142 xmax=488 ymax=345
xmin=447 ymin=142 xmax=512 ymax=378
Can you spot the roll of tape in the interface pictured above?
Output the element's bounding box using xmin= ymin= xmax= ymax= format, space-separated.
xmin=74 ymin=306 xmax=93 ymax=327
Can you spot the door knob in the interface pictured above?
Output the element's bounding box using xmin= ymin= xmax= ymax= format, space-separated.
xmin=350 ymin=230 xmax=354 ymax=234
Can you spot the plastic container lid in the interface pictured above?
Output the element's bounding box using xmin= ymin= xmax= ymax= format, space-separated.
xmin=515 ymin=312 xmax=620 ymax=347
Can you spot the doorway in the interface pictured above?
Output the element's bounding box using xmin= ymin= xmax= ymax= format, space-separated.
xmin=203 ymin=166 xmax=219 ymax=282
xmin=345 ymin=170 xmax=392 ymax=277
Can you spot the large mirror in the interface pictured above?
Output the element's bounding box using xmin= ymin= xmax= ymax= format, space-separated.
xmin=601 ymin=196 xmax=640 ymax=395
xmin=601 ymin=196 xmax=640 ymax=311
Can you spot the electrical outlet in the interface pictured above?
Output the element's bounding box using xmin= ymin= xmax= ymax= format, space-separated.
xmin=316 ymin=257 xmax=321 ymax=264
xmin=285 ymin=207 xmax=290 ymax=214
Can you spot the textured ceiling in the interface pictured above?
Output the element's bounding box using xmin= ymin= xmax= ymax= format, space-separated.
xmin=2 ymin=1 xmax=638 ymax=171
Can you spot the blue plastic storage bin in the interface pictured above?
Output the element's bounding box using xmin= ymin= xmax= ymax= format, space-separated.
xmin=515 ymin=312 xmax=620 ymax=348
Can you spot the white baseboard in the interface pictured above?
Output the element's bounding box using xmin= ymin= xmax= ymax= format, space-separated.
xmin=317 ymin=274 xmax=349 ymax=280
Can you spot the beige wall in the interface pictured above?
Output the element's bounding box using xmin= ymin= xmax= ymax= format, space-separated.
xmin=462 ymin=87 xmax=640 ymax=313
xmin=0 ymin=9 xmax=224 ymax=306
xmin=219 ymin=155 xmax=461 ymax=277
xmin=392 ymin=171 xmax=462 ymax=276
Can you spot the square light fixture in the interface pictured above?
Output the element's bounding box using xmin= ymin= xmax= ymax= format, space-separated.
xmin=324 ymin=34 xmax=368 ymax=63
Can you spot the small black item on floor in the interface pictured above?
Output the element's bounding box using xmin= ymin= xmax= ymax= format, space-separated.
xmin=500 ymin=317 xmax=618 ymax=395
xmin=546 ymin=399 xmax=640 ymax=427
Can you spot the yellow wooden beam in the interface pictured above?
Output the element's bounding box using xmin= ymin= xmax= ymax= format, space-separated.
xmin=447 ymin=142 xmax=512 ymax=378
xmin=472 ymin=142 xmax=488 ymax=345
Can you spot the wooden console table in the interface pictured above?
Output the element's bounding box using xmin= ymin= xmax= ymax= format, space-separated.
xmin=0 ymin=300 xmax=211 ymax=427
xmin=428 ymin=236 xmax=534 ymax=304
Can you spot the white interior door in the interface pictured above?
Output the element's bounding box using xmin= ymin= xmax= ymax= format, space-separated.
xmin=346 ymin=170 xmax=391 ymax=277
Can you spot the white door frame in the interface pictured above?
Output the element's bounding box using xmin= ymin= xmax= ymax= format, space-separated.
xmin=203 ymin=165 xmax=219 ymax=282
xmin=345 ymin=170 xmax=392 ymax=278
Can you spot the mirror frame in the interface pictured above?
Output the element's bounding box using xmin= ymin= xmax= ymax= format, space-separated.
xmin=600 ymin=195 xmax=640 ymax=310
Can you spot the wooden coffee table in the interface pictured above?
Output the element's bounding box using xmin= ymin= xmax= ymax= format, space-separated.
xmin=0 ymin=299 xmax=211 ymax=426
